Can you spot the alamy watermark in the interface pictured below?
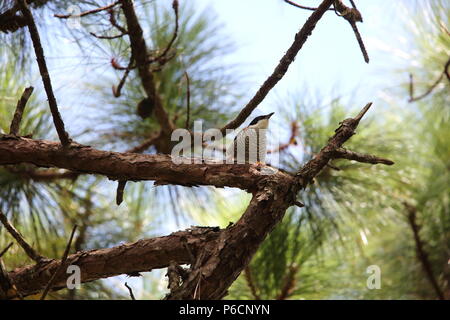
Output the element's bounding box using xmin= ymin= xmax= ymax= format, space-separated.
xmin=66 ymin=265 xmax=81 ymax=290
xmin=366 ymin=265 xmax=381 ymax=289
xmin=170 ymin=120 xmax=281 ymax=171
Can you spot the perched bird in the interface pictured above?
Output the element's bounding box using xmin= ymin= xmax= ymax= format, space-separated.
xmin=226 ymin=112 xmax=274 ymax=164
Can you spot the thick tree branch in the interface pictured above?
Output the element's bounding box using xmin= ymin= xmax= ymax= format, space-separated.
xmin=408 ymin=56 xmax=450 ymax=102
xmin=0 ymin=137 xmax=293 ymax=191
xmin=124 ymin=282 xmax=136 ymax=300
xmin=0 ymin=243 xmax=13 ymax=259
xmin=219 ymin=0 xmax=335 ymax=136
xmin=6 ymin=166 xmax=80 ymax=182
xmin=148 ymin=0 xmax=179 ymax=65
xmin=1 ymin=102 xmax=392 ymax=300
xmin=165 ymin=102 xmax=384 ymax=300
xmin=244 ymin=266 xmax=261 ymax=300
xmin=6 ymin=227 xmax=221 ymax=299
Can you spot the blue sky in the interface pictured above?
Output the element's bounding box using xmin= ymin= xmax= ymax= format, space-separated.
xmin=34 ymin=0 xmax=413 ymax=141
xmin=192 ymin=0 xmax=408 ymax=113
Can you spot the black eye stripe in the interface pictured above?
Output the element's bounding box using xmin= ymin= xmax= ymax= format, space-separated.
xmin=249 ymin=116 xmax=264 ymax=126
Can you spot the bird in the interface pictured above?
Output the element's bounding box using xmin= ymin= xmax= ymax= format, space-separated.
xmin=226 ymin=112 xmax=274 ymax=165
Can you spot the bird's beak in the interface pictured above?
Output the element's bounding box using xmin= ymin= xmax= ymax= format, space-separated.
xmin=264 ymin=112 xmax=274 ymax=119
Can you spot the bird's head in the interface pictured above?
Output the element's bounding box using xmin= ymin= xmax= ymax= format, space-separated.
xmin=247 ymin=112 xmax=274 ymax=129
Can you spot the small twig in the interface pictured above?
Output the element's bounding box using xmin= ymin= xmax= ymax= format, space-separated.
xmin=9 ymin=86 xmax=33 ymax=135
xmin=267 ymin=121 xmax=298 ymax=153
xmin=184 ymin=71 xmax=191 ymax=129
xmin=277 ymin=264 xmax=298 ymax=300
xmin=54 ymin=1 xmax=120 ymax=19
xmin=124 ymin=282 xmax=136 ymax=300
xmin=244 ymin=266 xmax=261 ymax=300
xmin=0 ymin=243 xmax=13 ymax=259
xmin=193 ymin=273 xmax=202 ymax=300
xmin=326 ymin=163 xmax=341 ymax=171
xmin=353 ymin=101 xmax=372 ymax=124
xmin=40 ymin=225 xmax=77 ymax=300
xmin=18 ymin=0 xmax=71 ymax=146
xmin=348 ymin=20 xmax=369 ymax=63
xmin=90 ymin=31 xmax=127 ymax=40
xmin=409 ymin=57 xmax=450 ymax=102
xmin=149 ymin=0 xmax=179 ymax=65
xmin=116 ymin=180 xmax=127 ymax=205
xmin=333 ymin=148 xmax=394 ymax=165
xmin=0 ymin=210 xmax=44 ymax=263
xmin=109 ymin=7 xmax=127 ymax=34
xmin=283 ymin=0 xmax=334 ymax=11
xmin=113 ymin=57 xmax=134 ymax=97
xmin=334 ymin=0 xmax=369 ymax=63
xmin=404 ymin=203 xmax=445 ymax=300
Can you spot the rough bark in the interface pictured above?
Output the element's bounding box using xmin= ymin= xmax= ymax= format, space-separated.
xmin=165 ymin=175 xmax=296 ymax=299
xmin=0 ymin=136 xmax=294 ymax=191
xmin=6 ymin=227 xmax=220 ymax=299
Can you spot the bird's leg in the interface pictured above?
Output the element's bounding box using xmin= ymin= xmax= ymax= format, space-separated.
xmin=253 ymin=161 xmax=265 ymax=168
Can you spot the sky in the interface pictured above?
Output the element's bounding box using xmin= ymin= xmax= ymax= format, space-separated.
xmin=191 ymin=0 xmax=408 ymax=113
xmin=38 ymin=0 xmax=411 ymax=137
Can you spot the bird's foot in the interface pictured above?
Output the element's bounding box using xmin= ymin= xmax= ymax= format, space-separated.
xmin=253 ymin=161 xmax=265 ymax=168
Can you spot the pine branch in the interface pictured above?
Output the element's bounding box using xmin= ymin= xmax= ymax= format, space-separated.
xmin=120 ymin=0 xmax=174 ymax=137
xmin=17 ymin=0 xmax=71 ymax=146
xmin=9 ymin=86 xmax=33 ymax=135
xmin=0 ymin=210 xmax=45 ymax=263
xmin=405 ymin=203 xmax=445 ymax=300
xmin=54 ymin=1 xmax=119 ymax=19
xmin=219 ymin=0 xmax=335 ymax=136
xmin=6 ymin=227 xmax=220 ymax=299
xmin=0 ymin=137 xmax=294 ymax=191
